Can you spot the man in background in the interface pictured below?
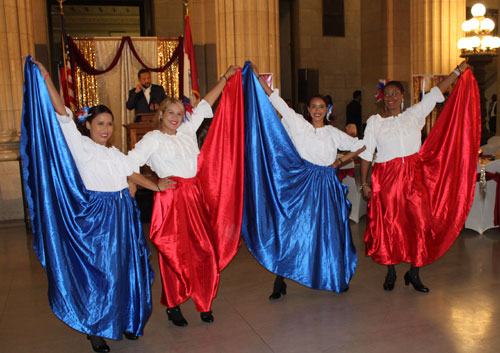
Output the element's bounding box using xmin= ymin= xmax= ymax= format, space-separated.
xmin=126 ymin=68 xmax=167 ymax=118
xmin=346 ymin=90 xmax=362 ymax=137
xmin=488 ymin=94 xmax=497 ymax=136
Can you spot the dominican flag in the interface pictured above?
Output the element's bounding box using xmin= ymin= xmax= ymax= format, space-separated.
xmin=183 ymin=14 xmax=200 ymax=105
xmin=58 ymin=10 xmax=76 ymax=111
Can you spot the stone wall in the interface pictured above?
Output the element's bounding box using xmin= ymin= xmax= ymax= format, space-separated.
xmin=292 ymin=0 xmax=361 ymax=128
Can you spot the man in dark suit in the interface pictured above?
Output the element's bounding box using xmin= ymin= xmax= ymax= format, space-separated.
xmin=346 ymin=90 xmax=362 ymax=137
xmin=126 ymin=68 xmax=167 ymax=117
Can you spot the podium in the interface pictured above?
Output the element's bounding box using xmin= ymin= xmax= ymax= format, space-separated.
xmin=123 ymin=115 xmax=157 ymax=221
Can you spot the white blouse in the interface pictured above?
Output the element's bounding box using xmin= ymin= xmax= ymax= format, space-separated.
xmin=56 ymin=107 xmax=134 ymax=192
xmin=268 ymin=90 xmax=364 ymax=166
xmin=127 ymin=100 xmax=213 ymax=178
xmin=359 ymin=86 xmax=445 ymax=163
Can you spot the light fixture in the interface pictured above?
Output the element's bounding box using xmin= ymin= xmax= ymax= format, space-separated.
xmin=458 ymin=3 xmax=500 ymax=56
xmin=471 ymin=3 xmax=486 ymax=17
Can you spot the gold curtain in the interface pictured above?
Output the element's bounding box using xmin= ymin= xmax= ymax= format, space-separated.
xmin=72 ymin=37 xmax=181 ymax=108
xmin=73 ymin=38 xmax=99 ymax=110
xmin=158 ymin=37 xmax=181 ymax=99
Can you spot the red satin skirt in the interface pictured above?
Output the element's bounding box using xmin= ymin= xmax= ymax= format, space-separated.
xmin=150 ymin=177 xmax=219 ymax=312
xmin=365 ymin=154 xmax=435 ymax=266
xmin=365 ymin=70 xmax=481 ymax=267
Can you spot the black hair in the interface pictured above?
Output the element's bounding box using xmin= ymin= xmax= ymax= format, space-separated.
xmin=353 ymin=90 xmax=361 ymax=99
xmin=384 ymin=81 xmax=404 ymax=95
xmin=303 ymin=95 xmax=330 ymax=125
xmin=77 ymin=105 xmax=114 ymax=137
xmin=138 ymin=68 xmax=151 ymax=78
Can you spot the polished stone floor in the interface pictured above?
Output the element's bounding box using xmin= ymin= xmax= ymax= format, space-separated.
xmin=0 ymin=219 xmax=499 ymax=353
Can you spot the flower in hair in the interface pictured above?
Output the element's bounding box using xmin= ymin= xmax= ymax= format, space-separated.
xmin=326 ymin=104 xmax=333 ymax=121
xmin=77 ymin=107 xmax=90 ymax=122
xmin=183 ymin=103 xmax=193 ymax=122
xmin=375 ymin=79 xmax=389 ymax=102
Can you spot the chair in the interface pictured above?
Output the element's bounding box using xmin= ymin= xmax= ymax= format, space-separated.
xmin=465 ymin=160 xmax=500 ymax=234
xmin=339 ymin=161 xmax=367 ymax=223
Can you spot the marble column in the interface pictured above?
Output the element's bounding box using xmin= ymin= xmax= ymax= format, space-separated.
xmin=0 ymin=0 xmax=35 ymax=220
xmin=0 ymin=0 xmax=34 ymax=160
xmin=411 ymin=0 xmax=466 ymax=75
xmin=215 ymin=0 xmax=280 ymax=88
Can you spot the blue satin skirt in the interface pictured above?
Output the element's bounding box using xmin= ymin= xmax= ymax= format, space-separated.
xmin=240 ymin=63 xmax=357 ymax=292
xmin=20 ymin=58 xmax=153 ymax=340
xmin=37 ymin=189 xmax=154 ymax=340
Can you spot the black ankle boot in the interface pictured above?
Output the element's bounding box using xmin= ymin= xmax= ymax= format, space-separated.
xmin=383 ymin=273 xmax=397 ymax=291
xmin=87 ymin=335 xmax=110 ymax=353
xmin=383 ymin=265 xmax=396 ymax=291
xmin=123 ymin=332 xmax=139 ymax=340
xmin=269 ymin=275 xmax=287 ymax=300
xmin=200 ymin=310 xmax=214 ymax=323
xmin=166 ymin=306 xmax=188 ymax=327
xmin=404 ymin=271 xmax=429 ymax=293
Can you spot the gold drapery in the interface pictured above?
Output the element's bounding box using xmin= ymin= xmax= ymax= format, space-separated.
xmin=158 ymin=38 xmax=181 ymax=99
xmin=73 ymin=38 xmax=99 ymax=110
xmin=72 ymin=37 xmax=181 ymax=109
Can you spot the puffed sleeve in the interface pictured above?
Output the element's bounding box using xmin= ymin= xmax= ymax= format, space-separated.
xmin=331 ymin=127 xmax=365 ymax=152
xmin=180 ymin=99 xmax=214 ymax=133
xmin=359 ymin=115 xmax=377 ymax=162
xmin=56 ymin=106 xmax=92 ymax=163
xmin=113 ymin=148 xmax=135 ymax=177
xmin=405 ymin=86 xmax=445 ymax=128
xmin=268 ymin=89 xmax=309 ymax=134
xmin=126 ymin=131 xmax=159 ymax=173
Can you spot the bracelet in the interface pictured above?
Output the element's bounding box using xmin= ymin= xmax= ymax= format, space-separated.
xmin=43 ymin=72 xmax=49 ymax=80
xmin=156 ymin=183 xmax=161 ymax=192
xmin=359 ymin=183 xmax=369 ymax=191
xmin=453 ymin=68 xmax=460 ymax=77
xmin=221 ymin=74 xmax=228 ymax=82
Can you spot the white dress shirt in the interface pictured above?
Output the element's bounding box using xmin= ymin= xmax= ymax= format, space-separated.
xmin=127 ymin=100 xmax=213 ymax=178
xmin=56 ymin=107 xmax=134 ymax=192
xmin=143 ymin=85 xmax=152 ymax=104
xmin=359 ymin=86 xmax=445 ymax=163
xmin=268 ymin=90 xmax=365 ymax=166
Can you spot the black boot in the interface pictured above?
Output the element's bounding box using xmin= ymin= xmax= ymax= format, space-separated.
xmin=269 ymin=275 xmax=287 ymax=300
xmin=404 ymin=266 xmax=429 ymax=293
xmin=123 ymin=332 xmax=139 ymax=340
xmin=383 ymin=265 xmax=397 ymax=291
xmin=166 ymin=306 xmax=188 ymax=326
xmin=87 ymin=335 xmax=110 ymax=353
xmin=200 ymin=310 xmax=214 ymax=323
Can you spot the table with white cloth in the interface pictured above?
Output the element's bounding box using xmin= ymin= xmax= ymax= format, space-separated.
xmin=465 ymin=159 xmax=500 ymax=234
xmin=480 ymin=136 xmax=500 ymax=156
xmin=339 ymin=160 xmax=367 ymax=223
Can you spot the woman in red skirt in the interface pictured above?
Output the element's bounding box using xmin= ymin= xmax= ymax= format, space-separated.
xmin=127 ymin=65 xmax=240 ymax=326
xmin=360 ymin=59 xmax=479 ymax=292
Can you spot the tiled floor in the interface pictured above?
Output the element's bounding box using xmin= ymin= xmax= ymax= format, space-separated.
xmin=0 ymin=219 xmax=499 ymax=353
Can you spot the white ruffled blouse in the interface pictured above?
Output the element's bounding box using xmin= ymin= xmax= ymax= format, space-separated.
xmin=127 ymin=100 xmax=213 ymax=178
xmin=359 ymin=86 xmax=445 ymax=163
xmin=268 ymin=90 xmax=365 ymax=166
xmin=56 ymin=107 xmax=134 ymax=192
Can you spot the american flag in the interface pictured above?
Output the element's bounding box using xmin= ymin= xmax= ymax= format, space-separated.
xmin=58 ymin=5 xmax=76 ymax=111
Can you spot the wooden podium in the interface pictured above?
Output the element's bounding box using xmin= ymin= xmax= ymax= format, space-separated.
xmin=124 ymin=114 xmax=157 ymax=221
xmin=124 ymin=113 xmax=156 ymax=149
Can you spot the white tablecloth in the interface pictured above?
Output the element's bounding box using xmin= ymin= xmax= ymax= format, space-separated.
xmin=465 ymin=160 xmax=500 ymax=234
xmin=340 ymin=161 xmax=367 ymax=223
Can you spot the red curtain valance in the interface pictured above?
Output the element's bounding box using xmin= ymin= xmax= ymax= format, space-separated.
xmin=68 ymin=36 xmax=184 ymax=75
